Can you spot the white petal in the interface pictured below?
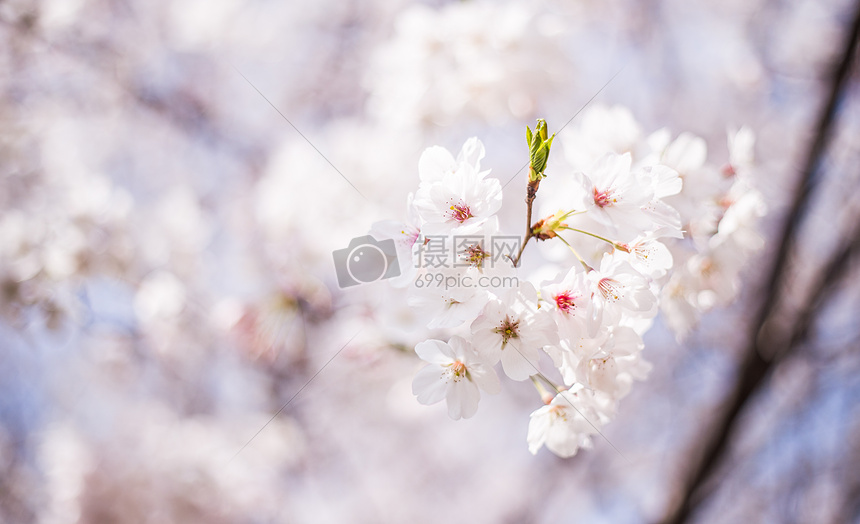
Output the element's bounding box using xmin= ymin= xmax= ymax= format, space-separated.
xmin=447 ymin=380 xmax=480 ymax=419
xmin=415 ymin=339 xmax=454 ymax=364
xmin=471 ymin=363 xmax=501 ymax=395
xmin=609 ymin=327 xmax=643 ymax=356
xmin=500 ymin=341 xmax=539 ymax=381
xmin=648 ymin=164 xmax=683 ymax=198
xmin=545 ymin=421 xmax=583 ymax=458
xmin=412 ymin=365 xmax=448 ymax=405
xmin=471 ymin=329 xmax=502 ymax=364
xmin=591 ymin=152 xmax=633 ymax=188
xmin=528 ymin=311 xmax=560 ymax=346
xmin=457 ymin=137 xmax=485 ymax=170
xmin=418 ymin=146 xmax=456 ymax=184
xmin=664 ymin=132 xmax=707 ymax=175
xmin=587 ymin=356 xmax=619 ymax=394
xmin=527 ymin=408 xmax=552 ymax=454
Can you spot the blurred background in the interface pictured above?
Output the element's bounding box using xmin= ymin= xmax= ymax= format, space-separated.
xmin=1 ymin=0 xmax=860 ymax=522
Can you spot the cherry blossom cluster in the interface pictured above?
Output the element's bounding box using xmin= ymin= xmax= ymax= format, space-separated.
xmin=552 ymin=106 xmax=767 ymax=338
xmin=374 ymin=113 xmax=765 ymax=458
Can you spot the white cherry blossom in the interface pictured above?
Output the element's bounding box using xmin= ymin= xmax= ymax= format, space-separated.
xmin=654 ymin=131 xmax=730 ymax=234
xmin=587 ymin=252 xmax=657 ymax=325
xmin=572 ymin=152 xmax=658 ymax=242
xmin=527 ymin=385 xmax=607 ymax=458
xmin=412 ymin=336 xmax=500 ymax=420
xmin=573 ymin=326 xmax=648 ymax=399
xmin=370 ymin=193 xmax=423 ymax=287
xmin=617 ymin=235 xmax=674 ymax=278
xmin=717 ymin=183 xmax=766 ymax=251
xmin=544 ymin=328 xmax=608 ymax=387
xmin=540 ymin=265 xmax=599 ymax=338
xmin=413 ymin=162 xmax=502 ymax=236
xmin=725 ymin=126 xmax=755 ymax=177
xmin=409 ymin=267 xmax=490 ymax=329
xmin=470 ymin=282 xmax=558 ymax=381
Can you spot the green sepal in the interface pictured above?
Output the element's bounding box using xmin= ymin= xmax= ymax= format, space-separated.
xmin=536 ymin=119 xmax=548 ymax=141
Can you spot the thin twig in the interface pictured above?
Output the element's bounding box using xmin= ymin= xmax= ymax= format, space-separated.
xmin=512 ymin=180 xmax=539 ymax=267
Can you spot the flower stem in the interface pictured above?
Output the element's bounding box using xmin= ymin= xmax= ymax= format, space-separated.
xmin=556 ymin=235 xmax=593 ymax=271
xmin=539 ymin=372 xmax=564 ymax=391
xmin=561 ymin=227 xmax=628 ymax=251
xmin=558 ymin=209 xmax=586 ymax=220
xmin=530 ymin=375 xmax=555 ymax=404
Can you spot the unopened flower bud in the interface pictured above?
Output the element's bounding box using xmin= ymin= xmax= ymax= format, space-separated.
xmin=526 ymin=119 xmax=555 ymax=183
xmin=531 ymin=210 xmax=572 ymax=240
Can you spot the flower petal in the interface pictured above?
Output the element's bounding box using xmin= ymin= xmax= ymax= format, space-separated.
xmin=412 ymin=364 xmax=448 ymax=405
xmin=447 ymin=380 xmax=480 ymax=419
xmin=499 ymin=340 xmax=539 ymax=381
xmin=415 ymin=339 xmax=454 ymax=364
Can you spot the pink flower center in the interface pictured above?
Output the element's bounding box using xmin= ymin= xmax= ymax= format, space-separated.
xmin=593 ymin=187 xmax=617 ymax=208
xmin=448 ymin=202 xmax=474 ymax=223
xmin=554 ymin=291 xmax=577 ymax=313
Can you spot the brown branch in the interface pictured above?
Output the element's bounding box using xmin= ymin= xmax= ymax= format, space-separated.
xmin=512 ymin=179 xmax=541 ymax=267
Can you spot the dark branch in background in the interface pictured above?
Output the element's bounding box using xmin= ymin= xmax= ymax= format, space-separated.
xmin=663 ymin=198 xmax=860 ymax=524
xmin=785 ymin=218 xmax=860 ymax=351
xmin=659 ymin=3 xmax=860 ymax=524
xmin=840 ymin=414 xmax=860 ymax=523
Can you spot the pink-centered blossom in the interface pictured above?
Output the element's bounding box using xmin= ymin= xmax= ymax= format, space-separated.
xmin=541 ymin=265 xmax=599 ymax=338
xmin=413 ymin=161 xmax=502 ymax=236
xmin=573 ymin=152 xmax=656 ymax=242
xmin=587 ymin=252 xmax=657 ymax=325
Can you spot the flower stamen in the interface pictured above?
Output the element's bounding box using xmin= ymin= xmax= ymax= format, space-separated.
xmin=598 ymin=278 xmax=623 ymax=302
xmin=493 ymin=315 xmax=521 ymax=346
xmin=463 ymin=243 xmax=490 ymax=268
xmin=448 ymin=202 xmax=474 ymax=223
xmin=593 ymin=187 xmax=618 ymax=208
xmin=554 ymin=291 xmax=577 ymax=313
